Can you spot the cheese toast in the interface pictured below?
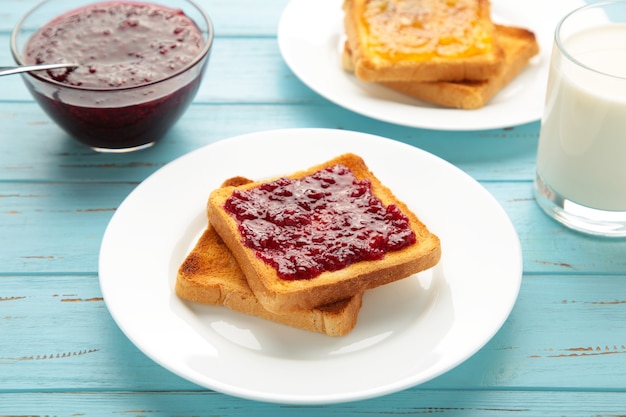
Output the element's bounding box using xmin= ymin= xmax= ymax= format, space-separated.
xmin=342 ymin=24 xmax=539 ymax=109
xmin=343 ymin=0 xmax=504 ymax=82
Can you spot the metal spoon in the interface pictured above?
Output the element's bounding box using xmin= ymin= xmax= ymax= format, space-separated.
xmin=0 ymin=63 xmax=78 ymax=77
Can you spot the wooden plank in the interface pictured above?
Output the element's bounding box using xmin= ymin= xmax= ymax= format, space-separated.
xmin=2 ymin=274 xmax=626 ymax=392
xmin=0 ymin=0 xmax=292 ymax=35
xmin=0 ymin=102 xmax=539 ymax=183
xmin=487 ymin=182 xmax=626 ymax=275
xmin=0 ymin=275 xmax=195 ymax=391
xmin=0 ymin=182 xmax=135 ymax=274
xmin=1 ymin=389 xmax=626 ymax=416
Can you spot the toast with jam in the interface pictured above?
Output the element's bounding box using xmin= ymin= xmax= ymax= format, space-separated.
xmin=176 ymin=222 xmax=363 ymax=336
xmin=342 ymin=24 xmax=539 ymax=109
xmin=343 ymin=0 xmax=504 ymax=82
xmin=207 ymin=153 xmax=441 ymax=314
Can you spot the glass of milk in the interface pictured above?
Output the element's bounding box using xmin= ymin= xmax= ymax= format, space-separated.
xmin=534 ymin=0 xmax=626 ymax=236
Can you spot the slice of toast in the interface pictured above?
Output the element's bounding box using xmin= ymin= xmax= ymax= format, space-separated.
xmin=207 ymin=153 xmax=441 ymax=313
xmin=176 ymin=226 xmax=364 ymax=336
xmin=382 ymin=25 xmax=539 ymax=108
xmin=342 ymin=24 xmax=539 ymax=109
xmin=343 ymin=0 xmax=504 ymax=82
xmin=176 ymin=176 xmax=363 ymax=337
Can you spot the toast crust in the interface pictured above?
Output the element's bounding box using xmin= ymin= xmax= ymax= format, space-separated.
xmin=207 ymin=153 xmax=441 ymax=313
xmin=343 ymin=0 xmax=504 ymax=82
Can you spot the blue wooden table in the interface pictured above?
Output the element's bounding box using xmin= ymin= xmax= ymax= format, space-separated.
xmin=2 ymin=0 xmax=626 ymax=415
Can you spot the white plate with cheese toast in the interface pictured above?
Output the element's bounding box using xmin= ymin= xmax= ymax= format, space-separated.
xmin=99 ymin=128 xmax=522 ymax=404
xmin=277 ymin=0 xmax=586 ymax=131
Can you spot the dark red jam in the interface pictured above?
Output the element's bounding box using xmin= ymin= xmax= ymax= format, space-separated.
xmin=22 ymin=2 xmax=207 ymax=150
xmin=224 ymin=164 xmax=417 ymax=281
xmin=25 ymin=2 xmax=204 ymax=88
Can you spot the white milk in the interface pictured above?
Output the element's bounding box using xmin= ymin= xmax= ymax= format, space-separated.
xmin=536 ymin=24 xmax=626 ymax=211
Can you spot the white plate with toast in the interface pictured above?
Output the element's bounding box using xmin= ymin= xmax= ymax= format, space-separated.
xmin=277 ymin=0 xmax=585 ymax=130
xmin=99 ymin=128 xmax=522 ymax=404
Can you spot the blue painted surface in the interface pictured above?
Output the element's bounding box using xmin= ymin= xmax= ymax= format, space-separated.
xmin=2 ymin=0 xmax=626 ymax=415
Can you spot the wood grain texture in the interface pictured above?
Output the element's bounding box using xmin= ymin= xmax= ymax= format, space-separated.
xmin=0 ymin=102 xmax=540 ymax=183
xmin=2 ymin=274 xmax=626 ymax=392
xmin=0 ymin=0 xmax=291 ymax=34
xmin=2 ymin=390 xmax=626 ymax=416
xmin=1 ymin=0 xmax=624 ymax=415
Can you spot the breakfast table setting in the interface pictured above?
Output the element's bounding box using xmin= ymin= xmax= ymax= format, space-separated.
xmin=2 ymin=0 xmax=626 ymax=415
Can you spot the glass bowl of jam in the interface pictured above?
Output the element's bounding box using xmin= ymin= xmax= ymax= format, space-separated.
xmin=11 ymin=0 xmax=213 ymax=152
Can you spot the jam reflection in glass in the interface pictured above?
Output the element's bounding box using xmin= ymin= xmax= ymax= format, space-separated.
xmin=14 ymin=1 xmax=213 ymax=152
xmin=224 ymin=164 xmax=417 ymax=281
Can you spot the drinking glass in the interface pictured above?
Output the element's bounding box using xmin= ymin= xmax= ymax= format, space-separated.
xmin=534 ymin=0 xmax=626 ymax=236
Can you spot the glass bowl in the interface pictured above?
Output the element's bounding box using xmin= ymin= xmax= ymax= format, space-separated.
xmin=11 ymin=0 xmax=214 ymax=152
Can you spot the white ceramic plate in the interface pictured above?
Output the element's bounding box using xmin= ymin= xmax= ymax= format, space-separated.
xmin=277 ymin=0 xmax=585 ymax=130
xmin=99 ymin=128 xmax=522 ymax=404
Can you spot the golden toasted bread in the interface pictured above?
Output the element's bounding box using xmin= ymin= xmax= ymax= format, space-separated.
xmin=382 ymin=25 xmax=539 ymax=108
xmin=176 ymin=176 xmax=363 ymax=336
xmin=343 ymin=0 xmax=504 ymax=82
xmin=176 ymin=226 xmax=364 ymax=336
xmin=207 ymin=153 xmax=441 ymax=313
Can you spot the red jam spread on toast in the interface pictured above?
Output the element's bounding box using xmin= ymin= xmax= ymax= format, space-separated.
xmin=224 ymin=164 xmax=416 ymax=280
xmin=24 ymin=1 xmax=204 ymax=88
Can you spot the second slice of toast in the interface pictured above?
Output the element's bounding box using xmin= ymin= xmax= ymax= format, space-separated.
xmin=207 ymin=153 xmax=441 ymax=314
xmin=176 ymin=225 xmax=364 ymax=336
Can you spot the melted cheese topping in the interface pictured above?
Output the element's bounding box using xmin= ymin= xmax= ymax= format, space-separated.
xmin=362 ymin=0 xmax=493 ymax=61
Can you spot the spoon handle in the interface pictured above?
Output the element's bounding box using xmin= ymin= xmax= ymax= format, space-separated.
xmin=0 ymin=63 xmax=78 ymax=77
